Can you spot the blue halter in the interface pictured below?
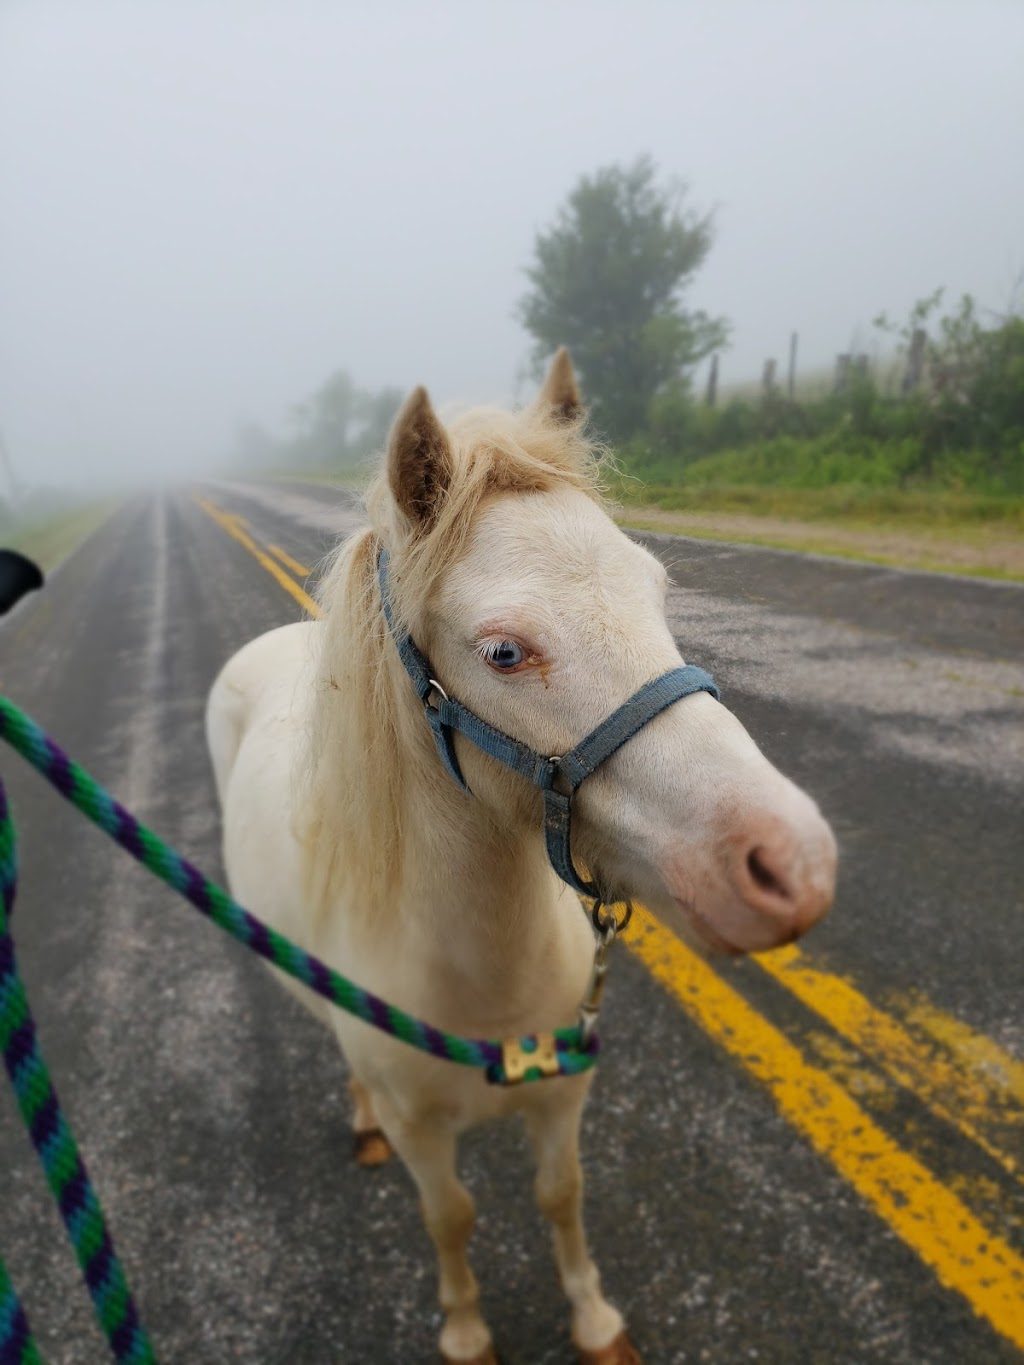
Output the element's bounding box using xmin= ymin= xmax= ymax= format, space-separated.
xmin=377 ymin=549 xmax=719 ymax=905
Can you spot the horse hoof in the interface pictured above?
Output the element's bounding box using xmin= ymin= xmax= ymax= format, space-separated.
xmin=441 ymin=1348 xmax=498 ymax=1365
xmin=577 ymin=1331 xmax=641 ymax=1365
xmin=352 ymin=1127 xmax=393 ymax=1167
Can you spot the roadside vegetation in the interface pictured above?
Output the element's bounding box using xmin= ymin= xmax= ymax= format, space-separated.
xmin=232 ymin=370 xmax=403 ymax=474
xmin=516 ymin=160 xmax=1023 ymax=577
xmin=239 ymin=156 xmax=1022 ymax=578
xmin=1 ymin=499 xmax=120 ymax=573
xmin=619 ymin=298 xmax=1023 ymax=500
xmin=603 ymin=307 xmax=1024 ymax=577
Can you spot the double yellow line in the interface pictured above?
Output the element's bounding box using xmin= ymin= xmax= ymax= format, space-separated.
xmin=197 ymin=500 xmax=318 ymax=615
xmin=195 ymin=494 xmax=1024 ymax=1350
xmin=631 ymin=911 xmax=1023 ymax=1346
xmin=761 ymin=944 xmax=1023 ymax=1182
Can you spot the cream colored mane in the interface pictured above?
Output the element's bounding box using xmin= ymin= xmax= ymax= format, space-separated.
xmin=296 ymin=399 xmax=607 ymax=919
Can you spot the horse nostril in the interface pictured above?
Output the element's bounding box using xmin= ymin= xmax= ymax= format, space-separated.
xmin=746 ymin=846 xmax=789 ymax=902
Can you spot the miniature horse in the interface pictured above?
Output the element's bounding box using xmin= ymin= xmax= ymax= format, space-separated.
xmin=206 ymin=351 xmax=836 ymax=1362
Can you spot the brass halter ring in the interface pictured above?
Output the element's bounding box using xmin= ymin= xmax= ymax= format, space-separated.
xmin=591 ymin=899 xmax=633 ymax=938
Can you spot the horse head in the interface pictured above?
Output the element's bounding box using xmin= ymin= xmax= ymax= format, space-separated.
xmin=373 ymin=350 xmax=836 ymax=956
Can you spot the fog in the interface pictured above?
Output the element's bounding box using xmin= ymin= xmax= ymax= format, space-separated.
xmin=2 ymin=1 xmax=1022 ymax=487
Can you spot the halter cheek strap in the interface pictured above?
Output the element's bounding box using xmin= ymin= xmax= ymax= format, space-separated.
xmin=377 ymin=549 xmax=719 ymax=900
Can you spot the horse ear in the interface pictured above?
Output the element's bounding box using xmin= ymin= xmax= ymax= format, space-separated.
xmin=387 ymin=386 xmax=452 ymax=530
xmin=535 ymin=347 xmax=582 ymax=422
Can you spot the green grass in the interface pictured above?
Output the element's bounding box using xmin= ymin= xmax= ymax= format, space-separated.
xmin=269 ymin=452 xmax=1024 ymax=578
xmin=609 ymin=472 xmax=1024 ymax=579
xmin=615 ymin=513 xmax=1024 ymax=581
xmin=624 ymin=426 xmax=1024 ymax=499
xmin=610 ymin=477 xmax=1024 ymax=535
xmin=4 ymin=500 xmax=120 ymax=573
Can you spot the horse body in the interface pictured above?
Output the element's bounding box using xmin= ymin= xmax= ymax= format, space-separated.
xmin=206 ymin=352 xmax=836 ymax=1363
xmin=208 ymin=617 xmax=594 ymax=1114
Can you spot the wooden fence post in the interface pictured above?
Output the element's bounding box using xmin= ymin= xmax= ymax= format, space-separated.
xmin=705 ymin=354 xmax=719 ymax=407
xmin=902 ymin=328 xmax=927 ymax=394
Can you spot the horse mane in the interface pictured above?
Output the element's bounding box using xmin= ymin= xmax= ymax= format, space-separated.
xmin=295 ymin=399 xmax=607 ymax=920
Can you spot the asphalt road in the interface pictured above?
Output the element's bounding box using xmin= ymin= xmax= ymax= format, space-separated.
xmin=0 ymin=485 xmax=1021 ymax=1365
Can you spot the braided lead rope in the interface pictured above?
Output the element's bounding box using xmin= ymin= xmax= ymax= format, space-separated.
xmin=0 ymin=693 xmax=599 ymax=1360
xmin=0 ymin=1253 xmax=43 ymax=1365
xmin=0 ymin=696 xmax=597 ymax=1079
xmin=1 ymin=779 xmax=156 ymax=1364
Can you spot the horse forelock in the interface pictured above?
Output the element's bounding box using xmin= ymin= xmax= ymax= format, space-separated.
xmin=371 ymin=399 xmax=607 ymax=626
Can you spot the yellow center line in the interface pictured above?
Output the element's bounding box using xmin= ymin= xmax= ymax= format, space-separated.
xmin=196 ymin=489 xmax=1024 ymax=1348
xmin=195 ymin=498 xmax=320 ymax=618
xmin=628 ymin=908 xmax=1024 ymax=1349
xmin=758 ymin=945 xmax=1023 ymax=1183
xmin=268 ymin=544 xmax=313 ymax=579
xmin=902 ymin=991 xmax=1024 ymax=1097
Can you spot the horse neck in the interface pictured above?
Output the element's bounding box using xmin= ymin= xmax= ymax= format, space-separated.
xmin=392 ymin=787 xmax=579 ymax=1027
xmin=388 ymin=657 xmax=561 ymax=954
xmin=311 ymin=533 xmax=574 ymax=994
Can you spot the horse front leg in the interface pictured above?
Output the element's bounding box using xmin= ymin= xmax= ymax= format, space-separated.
xmin=378 ymin=1103 xmax=495 ymax=1364
xmin=526 ymin=1082 xmax=640 ymax=1364
xmin=349 ymin=1076 xmax=394 ymax=1167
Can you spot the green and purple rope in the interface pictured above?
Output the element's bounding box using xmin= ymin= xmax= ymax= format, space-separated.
xmin=1 ymin=755 xmax=156 ymax=1363
xmin=0 ymin=1253 xmax=42 ymax=1365
xmin=0 ymin=694 xmax=599 ymax=1361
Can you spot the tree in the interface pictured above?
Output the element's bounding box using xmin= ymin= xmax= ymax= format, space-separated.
xmin=290 ymin=369 xmax=360 ymax=465
xmin=518 ymin=157 xmax=728 ymax=441
xmin=351 ymin=385 xmax=405 ymax=460
xmin=282 ymin=371 xmax=404 ymax=468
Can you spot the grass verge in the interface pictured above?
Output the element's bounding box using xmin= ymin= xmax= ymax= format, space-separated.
xmin=611 ymin=483 xmax=1024 ymax=581
xmin=262 ymin=466 xmax=1023 ymax=580
xmin=5 ymin=500 xmax=120 ymax=573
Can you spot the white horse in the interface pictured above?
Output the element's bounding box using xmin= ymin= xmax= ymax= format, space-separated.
xmin=206 ymin=351 xmax=836 ymax=1364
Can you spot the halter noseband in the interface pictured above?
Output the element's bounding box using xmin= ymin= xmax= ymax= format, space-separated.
xmin=377 ymin=548 xmax=719 ymax=906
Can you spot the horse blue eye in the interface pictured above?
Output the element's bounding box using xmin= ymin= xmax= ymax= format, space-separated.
xmin=485 ymin=640 xmax=524 ymax=669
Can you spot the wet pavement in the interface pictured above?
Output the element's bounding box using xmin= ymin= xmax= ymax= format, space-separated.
xmin=0 ymin=486 xmax=1021 ymax=1363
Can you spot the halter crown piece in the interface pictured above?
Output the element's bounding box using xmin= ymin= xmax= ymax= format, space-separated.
xmin=376 ymin=549 xmax=719 ymax=907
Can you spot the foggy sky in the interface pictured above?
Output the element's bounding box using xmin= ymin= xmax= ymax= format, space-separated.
xmin=2 ymin=1 xmax=1023 ymax=485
